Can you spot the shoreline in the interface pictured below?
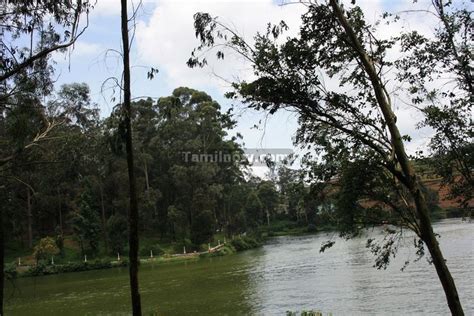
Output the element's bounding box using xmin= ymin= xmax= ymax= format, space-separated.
xmin=7 ymin=236 xmax=261 ymax=279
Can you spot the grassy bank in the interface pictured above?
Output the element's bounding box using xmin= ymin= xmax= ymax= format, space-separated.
xmin=5 ymin=235 xmax=262 ymax=278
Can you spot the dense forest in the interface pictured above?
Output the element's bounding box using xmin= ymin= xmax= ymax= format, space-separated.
xmin=0 ymin=79 xmax=467 ymax=257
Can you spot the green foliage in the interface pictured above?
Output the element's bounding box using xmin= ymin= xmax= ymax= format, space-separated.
xmin=139 ymin=243 xmax=165 ymax=257
xmin=71 ymin=181 xmax=102 ymax=255
xmin=107 ymin=215 xmax=128 ymax=254
xmin=4 ymin=263 xmax=18 ymax=280
xmin=22 ymin=259 xmax=128 ymax=277
xmin=191 ymin=210 xmax=215 ymax=245
xmin=230 ymin=236 xmax=261 ymax=251
xmin=257 ymin=181 xmax=279 ymax=225
xmin=33 ymin=237 xmax=60 ymax=261
xmin=173 ymin=238 xmax=194 ymax=253
xmin=54 ymin=227 xmax=65 ymax=256
xmin=245 ymin=191 xmax=264 ymax=229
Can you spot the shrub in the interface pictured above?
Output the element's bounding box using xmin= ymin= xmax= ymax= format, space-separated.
xmin=33 ymin=237 xmax=60 ymax=262
xmin=230 ymin=236 xmax=260 ymax=251
xmin=4 ymin=263 xmax=17 ymax=279
xmin=24 ymin=262 xmax=53 ymax=277
xmin=139 ymin=243 xmax=165 ymax=257
xmin=173 ymin=238 xmax=194 ymax=253
xmin=22 ymin=259 xmax=125 ymax=277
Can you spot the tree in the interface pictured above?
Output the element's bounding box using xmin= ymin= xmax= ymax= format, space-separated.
xmin=245 ymin=191 xmax=263 ymax=230
xmin=277 ymin=166 xmax=307 ymax=222
xmin=190 ymin=209 xmax=214 ymax=245
xmin=71 ymin=182 xmax=101 ymax=256
xmin=257 ymin=181 xmax=279 ymax=226
xmin=107 ymin=215 xmax=128 ymax=255
xmin=120 ymin=0 xmax=142 ymax=314
xmin=0 ymin=0 xmax=89 ymax=83
xmin=33 ymin=237 xmax=60 ymax=263
xmin=395 ymin=0 xmax=473 ymax=213
xmin=1 ymin=2 xmax=89 ymax=310
xmin=188 ymin=1 xmax=466 ymax=314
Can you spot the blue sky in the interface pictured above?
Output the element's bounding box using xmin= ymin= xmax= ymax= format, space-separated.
xmin=52 ymin=0 xmax=441 ymax=156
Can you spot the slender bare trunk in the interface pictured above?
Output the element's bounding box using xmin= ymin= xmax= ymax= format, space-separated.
xmin=26 ymin=186 xmax=33 ymax=249
xmin=329 ymin=1 xmax=464 ymax=314
xmin=0 ymin=201 xmax=4 ymax=316
xmin=144 ymin=159 xmax=150 ymax=192
xmin=120 ymin=0 xmax=142 ymax=314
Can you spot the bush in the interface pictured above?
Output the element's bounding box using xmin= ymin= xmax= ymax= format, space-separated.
xmin=4 ymin=263 xmax=17 ymax=279
xmin=173 ymin=238 xmax=194 ymax=253
xmin=139 ymin=243 xmax=165 ymax=257
xmin=33 ymin=237 xmax=60 ymax=261
xmin=22 ymin=259 xmax=125 ymax=277
xmin=24 ymin=262 xmax=54 ymax=277
xmin=230 ymin=236 xmax=260 ymax=251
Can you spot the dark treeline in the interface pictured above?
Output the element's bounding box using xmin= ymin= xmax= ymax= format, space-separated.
xmin=1 ymin=80 xmax=464 ymax=257
xmin=1 ymin=82 xmax=278 ymax=253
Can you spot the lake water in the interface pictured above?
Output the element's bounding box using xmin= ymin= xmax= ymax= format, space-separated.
xmin=4 ymin=218 xmax=473 ymax=315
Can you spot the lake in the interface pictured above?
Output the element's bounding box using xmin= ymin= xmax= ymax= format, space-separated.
xmin=4 ymin=218 xmax=473 ymax=315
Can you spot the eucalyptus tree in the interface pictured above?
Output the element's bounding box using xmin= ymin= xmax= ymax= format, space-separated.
xmin=1 ymin=2 xmax=89 ymax=310
xmin=277 ymin=166 xmax=307 ymax=222
xmin=71 ymin=180 xmax=101 ymax=256
xmin=150 ymin=87 xmax=246 ymax=244
xmin=0 ymin=0 xmax=90 ymax=166
xmin=0 ymin=54 xmax=58 ymax=314
xmin=257 ymin=181 xmax=279 ymax=226
xmin=395 ymin=0 xmax=473 ymax=212
xmin=0 ymin=0 xmax=90 ymax=83
xmin=188 ymin=0 xmax=468 ymax=314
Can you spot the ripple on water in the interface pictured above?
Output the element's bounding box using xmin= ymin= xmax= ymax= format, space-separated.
xmin=4 ymin=219 xmax=473 ymax=315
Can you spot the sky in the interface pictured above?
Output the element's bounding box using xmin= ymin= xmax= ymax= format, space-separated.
xmin=51 ymin=0 xmax=450 ymax=168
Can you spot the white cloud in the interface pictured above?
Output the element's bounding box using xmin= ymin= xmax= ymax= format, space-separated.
xmin=90 ymin=0 xmax=448 ymax=157
xmin=135 ymin=0 xmax=307 ymax=92
xmin=72 ymin=41 xmax=104 ymax=57
xmin=134 ymin=0 xmax=442 ymax=155
xmin=91 ymin=0 xmax=122 ymax=16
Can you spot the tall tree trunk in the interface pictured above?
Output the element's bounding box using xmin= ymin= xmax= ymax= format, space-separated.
xmin=143 ymin=159 xmax=150 ymax=192
xmin=100 ymin=185 xmax=109 ymax=253
xmin=120 ymin=0 xmax=142 ymax=315
xmin=26 ymin=186 xmax=33 ymax=249
xmin=329 ymin=1 xmax=464 ymax=314
xmin=0 ymin=199 xmax=4 ymax=316
xmin=57 ymin=188 xmax=63 ymax=235
xmin=412 ymin=185 xmax=464 ymax=315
